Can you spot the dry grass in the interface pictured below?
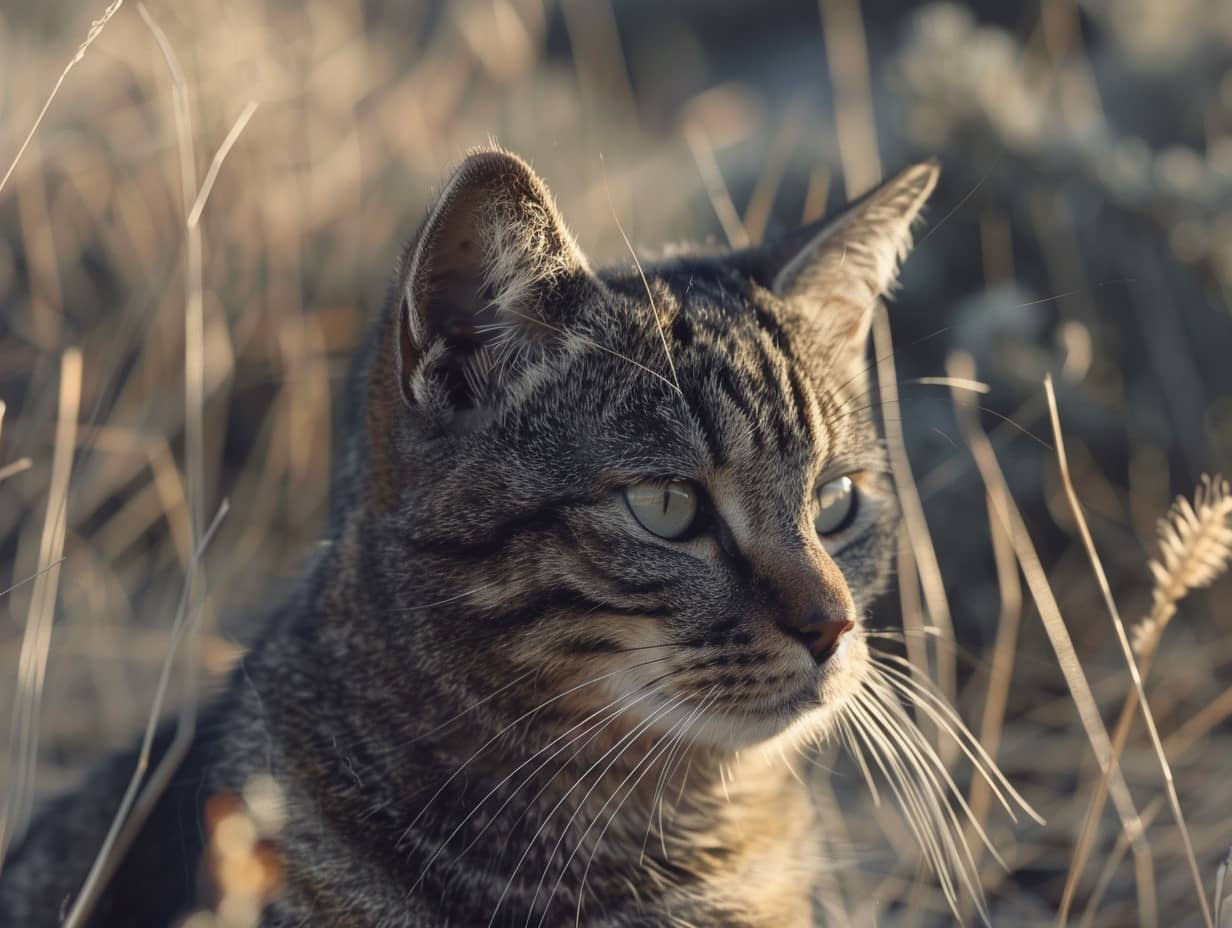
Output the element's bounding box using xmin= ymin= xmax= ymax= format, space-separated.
xmin=1 ymin=0 xmax=1230 ymax=924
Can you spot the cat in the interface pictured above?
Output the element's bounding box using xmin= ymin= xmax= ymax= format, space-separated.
xmin=0 ymin=147 xmax=965 ymax=926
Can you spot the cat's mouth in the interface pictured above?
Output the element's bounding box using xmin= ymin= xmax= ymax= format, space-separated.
xmin=637 ymin=630 xmax=872 ymax=749
xmin=740 ymin=631 xmax=869 ymax=731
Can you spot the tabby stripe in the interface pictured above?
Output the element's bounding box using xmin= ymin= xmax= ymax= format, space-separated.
xmin=487 ymin=588 xmax=670 ymax=629
xmin=686 ymin=384 xmax=725 ymax=466
xmin=750 ymin=339 xmax=797 ymax=452
xmin=671 ymin=314 xmax=693 ymax=348
xmin=714 ymin=362 xmax=764 ymax=451
xmin=586 ymin=569 xmax=674 ymax=597
xmin=691 ymin=651 xmax=768 ymax=670
xmin=786 ymin=363 xmax=816 ymax=444
xmin=753 ymin=304 xmax=797 ymax=365
xmin=680 ymin=615 xmax=742 ymax=649
xmin=408 ymin=496 xmax=592 ymax=561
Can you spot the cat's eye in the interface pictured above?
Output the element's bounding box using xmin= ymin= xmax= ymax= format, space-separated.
xmin=624 ymin=480 xmax=700 ymax=540
xmin=815 ymin=475 xmax=858 ymax=536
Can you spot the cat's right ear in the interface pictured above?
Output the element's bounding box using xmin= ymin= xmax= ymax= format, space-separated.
xmin=390 ymin=149 xmax=595 ymax=424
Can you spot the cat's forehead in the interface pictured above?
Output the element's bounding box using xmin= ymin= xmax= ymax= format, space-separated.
xmin=672 ymin=256 xmax=762 ymax=307
xmin=598 ymin=258 xmax=779 ymax=344
xmin=577 ymin=261 xmax=818 ymax=482
xmin=652 ymin=260 xmax=757 ymax=313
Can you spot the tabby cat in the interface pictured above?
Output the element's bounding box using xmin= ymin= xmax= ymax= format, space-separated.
xmin=0 ymin=148 xmax=990 ymax=926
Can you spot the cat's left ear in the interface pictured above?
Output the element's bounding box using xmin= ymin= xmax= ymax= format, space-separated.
xmin=754 ymin=161 xmax=939 ymax=346
xmin=386 ymin=148 xmax=600 ymax=427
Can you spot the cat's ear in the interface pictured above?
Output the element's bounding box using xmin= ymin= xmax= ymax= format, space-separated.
xmin=393 ymin=148 xmax=595 ymax=417
xmin=756 ymin=161 xmax=939 ymax=347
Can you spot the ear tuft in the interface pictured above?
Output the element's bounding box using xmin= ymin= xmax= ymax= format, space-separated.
xmin=769 ymin=160 xmax=939 ymax=309
xmin=745 ymin=161 xmax=938 ymax=362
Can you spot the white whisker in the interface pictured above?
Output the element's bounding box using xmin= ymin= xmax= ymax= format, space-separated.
xmin=557 ymin=714 xmax=691 ymax=927
xmin=846 ymin=695 xmax=961 ymax=913
xmin=871 ymin=654 xmax=1042 ymax=824
xmin=860 ymin=686 xmax=993 ymax=908
xmin=490 ymin=693 xmax=686 ymax=927
xmin=399 ymin=656 xmax=675 ymax=847
xmin=408 ymin=681 xmax=667 ymax=892
xmin=640 ymin=688 xmax=718 ymax=865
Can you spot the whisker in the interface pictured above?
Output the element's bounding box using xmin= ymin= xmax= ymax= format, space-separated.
xmin=835 ymin=715 xmax=880 ymax=807
xmin=861 ymin=683 xmax=1000 ymax=882
xmin=915 ymin=163 xmax=996 ymax=248
xmin=845 ymin=695 xmax=961 ymax=914
xmin=397 ymin=655 xmax=675 ymax=845
xmin=383 ymin=581 xmax=504 ymax=615
xmin=601 ymin=154 xmax=683 ymax=399
xmin=570 ymin=707 xmax=700 ymax=927
xmin=854 ymin=688 xmax=987 ymax=921
xmin=493 ymin=668 xmax=699 ymax=851
xmin=640 ymin=689 xmax=718 ymax=864
xmin=401 ymin=665 xmax=541 ymax=747
xmin=816 ymin=326 xmax=954 ymax=420
xmin=545 ymin=717 xmax=687 ymax=927
xmin=0 ymin=558 xmax=68 ymax=600
xmin=491 ymin=693 xmax=687 ymax=927
xmin=407 ymin=680 xmax=667 ymax=892
xmin=521 ymin=695 xmax=688 ymax=924
xmin=872 ymin=681 xmax=1025 ymax=842
xmin=870 ymin=654 xmax=1042 ymax=824
xmin=864 ymin=627 xmax=1006 ymax=675
xmin=975 ymin=405 xmax=1052 ymax=450
xmin=1007 ymin=277 xmax=1134 ymax=310
xmin=489 ymin=703 xmax=642 ymax=863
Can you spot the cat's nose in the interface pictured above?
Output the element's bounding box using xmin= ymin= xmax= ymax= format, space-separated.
xmin=777 ymin=613 xmax=854 ymax=664
xmin=755 ymin=544 xmax=857 ymax=664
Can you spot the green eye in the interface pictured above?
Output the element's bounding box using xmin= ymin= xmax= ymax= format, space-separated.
xmin=624 ymin=480 xmax=700 ymax=540
xmin=815 ymin=475 xmax=858 ymax=536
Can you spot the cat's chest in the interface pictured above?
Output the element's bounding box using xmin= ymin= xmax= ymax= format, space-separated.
xmin=633 ymin=768 xmax=824 ymax=927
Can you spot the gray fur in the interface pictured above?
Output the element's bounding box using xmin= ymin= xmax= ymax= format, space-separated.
xmin=0 ymin=148 xmax=938 ymax=927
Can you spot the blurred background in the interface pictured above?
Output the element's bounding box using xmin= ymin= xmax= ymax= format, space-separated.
xmin=1 ymin=0 xmax=1230 ymax=923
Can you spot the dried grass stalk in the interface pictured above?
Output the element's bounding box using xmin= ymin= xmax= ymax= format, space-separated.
xmin=1047 ymin=377 xmax=1214 ymax=928
xmin=947 ymin=353 xmax=1155 ymax=923
xmin=1065 ymin=473 xmax=1232 ymax=919
xmin=0 ymin=348 xmax=82 ymax=871
xmin=0 ymin=0 xmax=124 ymax=198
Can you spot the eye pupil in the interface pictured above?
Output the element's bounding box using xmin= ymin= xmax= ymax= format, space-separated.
xmin=625 ymin=480 xmax=700 ymax=540
xmin=815 ymin=475 xmax=858 ymax=536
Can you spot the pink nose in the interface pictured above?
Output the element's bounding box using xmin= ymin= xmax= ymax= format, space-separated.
xmin=777 ymin=614 xmax=854 ymax=663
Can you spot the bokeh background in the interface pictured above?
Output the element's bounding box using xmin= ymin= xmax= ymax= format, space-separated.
xmin=1 ymin=0 xmax=1230 ymax=924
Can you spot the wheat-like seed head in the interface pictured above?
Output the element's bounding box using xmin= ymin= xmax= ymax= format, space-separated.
xmin=1133 ymin=474 xmax=1232 ymax=657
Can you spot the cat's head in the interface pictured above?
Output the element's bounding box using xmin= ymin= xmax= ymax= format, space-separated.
xmin=360 ymin=148 xmax=937 ymax=750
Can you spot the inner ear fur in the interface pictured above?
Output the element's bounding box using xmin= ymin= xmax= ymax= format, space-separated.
xmin=393 ymin=148 xmax=593 ymax=414
xmin=751 ymin=161 xmax=940 ymax=350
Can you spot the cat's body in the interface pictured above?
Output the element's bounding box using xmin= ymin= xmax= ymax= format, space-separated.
xmin=0 ymin=149 xmax=942 ymax=926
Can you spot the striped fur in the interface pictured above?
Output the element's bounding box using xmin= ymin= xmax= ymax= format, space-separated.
xmin=0 ymin=150 xmax=941 ymax=927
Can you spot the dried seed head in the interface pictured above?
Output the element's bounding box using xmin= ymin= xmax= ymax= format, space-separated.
xmin=1133 ymin=474 xmax=1232 ymax=657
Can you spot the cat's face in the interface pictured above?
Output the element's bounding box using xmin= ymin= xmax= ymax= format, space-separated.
xmin=364 ymin=150 xmax=936 ymax=752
